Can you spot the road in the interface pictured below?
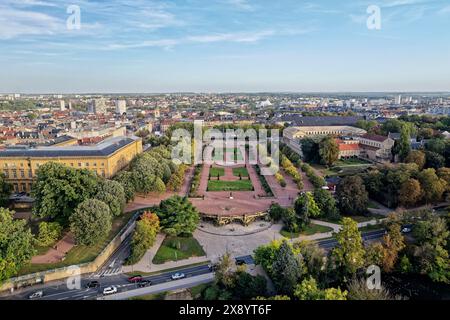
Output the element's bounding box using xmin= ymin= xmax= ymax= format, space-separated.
xmin=3 ymin=230 xmax=388 ymax=300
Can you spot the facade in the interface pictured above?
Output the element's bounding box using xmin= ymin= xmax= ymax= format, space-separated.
xmin=357 ymin=134 xmax=394 ymax=162
xmin=115 ymin=100 xmax=127 ymax=114
xmin=336 ymin=139 xmax=360 ymax=159
xmin=0 ymin=136 xmax=142 ymax=193
xmin=283 ymin=126 xmax=367 ymax=140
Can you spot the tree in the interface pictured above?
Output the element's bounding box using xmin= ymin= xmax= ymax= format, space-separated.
xmin=156 ymin=196 xmax=200 ymax=236
xmin=271 ymin=241 xmax=303 ymax=295
xmin=214 ymin=253 xmax=235 ymax=288
xmin=313 ymin=188 xmax=339 ymax=220
xmin=437 ymin=167 xmax=450 ymax=192
xmin=128 ymin=212 xmax=160 ymax=264
xmin=381 ymin=223 xmax=406 ymax=272
xmin=397 ymin=125 xmax=411 ymax=161
xmin=347 ymin=278 xmax=393 ymax=300
xmin=232 ymin=272 xmax=267 ymax=299
xmin=70 ymin=199 xmax=112 ymax=246
xmin=114 ymin=171 xmax=136 ymax=202
xmin=32 ymin=162 xmax=100 ymax=225
xmin=0 ymin=208 xmax=36 ymax=282
xmin=301 ymin=138 xmax=320 ymax=163
xmin=294 ymin=277 xmax=347 ymax=300
xmin=336 ymin=176 xmax=368 ymax=215
xmin=332 ymin=218 xmax=365 ymax=277
xmin=95 ymin=180 xmax=126 ymax=217
xmin=37 ymin=222 xmax=62 ymax=247
xmin=319 ymin=136 xmax=339 ymax=166
xmin=418 ymin=169 xmax=446 ymax=203
xmin=268 ymin=203 xmax=285 ymax=221
xmin=0 ymin=173 xmax=12 ymax=207
xmin=295 ymin=192 xmax=321 ymax=228
xmin=425 ymin=151 xmax=445 ymax=169
xmin=405 ymin=150 xmax=426 ymax=170
xmin=398 ymin=178 xmax=422 ymax=207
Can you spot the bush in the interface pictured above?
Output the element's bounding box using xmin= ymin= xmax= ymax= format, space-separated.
xmin=37 ymin=221 xmax=63 ymax=247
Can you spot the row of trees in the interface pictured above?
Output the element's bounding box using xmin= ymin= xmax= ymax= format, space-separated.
xmin=361 ymin=163 xmax=448 ymax=208
xmin=280 ymin=155 xmax=303 ymax=189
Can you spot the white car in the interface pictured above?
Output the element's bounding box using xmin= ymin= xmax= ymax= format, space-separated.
xmin=102 ymin=286 xmax=118 ymax=295
xmin=401 ymin=227 xmax=412 ymax=234
xmin=28 ymin=291 xmax=43 ymax=299
xmin=171 ymin=273 xmax=186 ymax=280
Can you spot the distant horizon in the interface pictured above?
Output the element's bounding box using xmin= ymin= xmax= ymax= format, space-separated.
xmin=1 ymin=1 xmax=450 ymax=92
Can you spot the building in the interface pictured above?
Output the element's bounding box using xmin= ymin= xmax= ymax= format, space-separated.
xmin=0 ymin=136 xmax=142 ymax=193
xmin=283 ymin=126 xmax=366 ymax=140
xmin=88 ymin=98 xmax=108 ymax=114
xmin=116 ymin=100 xmax=127 ymax=114
xmin=336 ymin=139 xmax=360 ymax=159
xmin=275 ymin=115 xmax=363 ymax=127
xmin=59 ymin=100 xmax=66 ymax=111
xmin=357 ymin=134 xmax=394 ymax=162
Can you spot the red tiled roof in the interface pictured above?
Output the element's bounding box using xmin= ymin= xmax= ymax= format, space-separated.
xmin=339 ymin=143 xmax=360 ymax=151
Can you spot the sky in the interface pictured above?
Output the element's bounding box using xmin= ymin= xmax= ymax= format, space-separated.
xmin=0 ymin=0 xmax=450 ymax=93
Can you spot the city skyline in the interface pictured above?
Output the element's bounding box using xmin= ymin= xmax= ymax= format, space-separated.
xmin=1 ymin=0 xmax=450 ymax=93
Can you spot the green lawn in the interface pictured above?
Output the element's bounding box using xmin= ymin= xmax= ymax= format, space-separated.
xmin=335 ymin=158 xmax=371 ymax=166
xmin=207 ymin=179 xmax=253 ymax=191
xmin=18 ymin=210 xmax=136 ymax=275
xmin=232 ymin=167 xmax=249 ymax=177
xmin=359 ymin=224 xmax=384 ymax=232
xmin=347 ymin=214 xmax=385 ymax=223
xmin=209 ymin=167 xmax=225 ymax=177
xmin=152 ymin=236 xmax=206 ymax=265
xmin=129 ymin=292 xmax=166 ymax=300
xmin=280 ymin=224 xmax=333 ymax=238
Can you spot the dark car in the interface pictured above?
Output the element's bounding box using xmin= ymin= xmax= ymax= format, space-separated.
xmin=85 ymin=281 xmax=100 ymax=288
xmin=235 ymin=259 xmax=246 ymax=266
xmin=128 ymin=275 xmax=143 ymax=283
xmin=137 ymin=280 xmax=152 ymax=288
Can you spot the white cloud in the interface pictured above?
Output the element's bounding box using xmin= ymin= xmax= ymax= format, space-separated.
xmin=225 ymin=0 xmax=254 ymax=11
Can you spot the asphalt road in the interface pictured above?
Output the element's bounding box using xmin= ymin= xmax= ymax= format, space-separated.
xmin=4 ymin=229 xmax=388 ymax=300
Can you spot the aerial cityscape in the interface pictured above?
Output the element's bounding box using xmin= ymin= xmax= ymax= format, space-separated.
xmin=0 ymin=0 xmax=449 ymax=312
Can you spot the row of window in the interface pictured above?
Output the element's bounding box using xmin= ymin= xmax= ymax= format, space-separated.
xmin=2 ymin=161 xmax=106 ymax=169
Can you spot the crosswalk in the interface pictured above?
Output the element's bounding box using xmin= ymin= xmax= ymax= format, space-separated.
xmin=92 ymin=267 xmax=122 ymax=278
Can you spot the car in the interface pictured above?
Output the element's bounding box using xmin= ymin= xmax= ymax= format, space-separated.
xmin=28 ymin=291 xmax=44 ymax=299
xmin=235 ymin=259 xmax=246 ymax=266
xmin=137 ymin=280 xmax=152 ymax=288
xmin=102 ymin=286 xmax=118 ymax=296
xmin=171 ymin=273 xmax=185 ymax=280
xmin=127 ymin=275 xmax=143 ymax=283
xmin=85 ymin=281 xmax=100 ymax=288
xmin=401 ymin=227 xmax=412 ymax=234
xmin=208 ymin=264 xmax=218 ymax=271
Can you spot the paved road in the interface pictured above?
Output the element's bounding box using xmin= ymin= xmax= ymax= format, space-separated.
xmin=3 ymin=230 xmax=388 ymax=301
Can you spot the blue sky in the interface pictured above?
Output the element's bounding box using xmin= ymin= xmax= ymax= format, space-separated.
xmin=1 ymin=0 xmax=450 ymax=93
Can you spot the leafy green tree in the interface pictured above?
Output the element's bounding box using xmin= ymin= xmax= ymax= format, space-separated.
xmin=0 ymin=208 xmax=36 ymax=282
xmin=332 ymin=218 xmax=365 ymax=277
xmin=268 ymin=203 xmax=285 ymax=221
xmin=0 ymin=173 xmax=12 ymax=207
xmin=319 ymin=136 xmax=339 ymax=166
xmin=254 ymin=240 xmax=283 ymax=276
xmin=426 ymin=138 xmax=446 ymax=155
xmin=425 ymin=151 xmax=445 ymax=169
xmin=70 ymin=199 xmax=112 ymax=246
xmin=398 ymin=178 xmax=422 ymax=207
xmin=232 ymin=272 xmax=267 ymax=300
xmin=37 ymin=222 xmax=62 ymax=247
xmin=214 ymin=253 xmax=235 ymax=288
xmin=95 ymin=180 xmax=126 ymax=217
xmin=301 ymin=138 xmax=320 ymax=163
xmin=114 ymin=171 xmax=136 ymax=202
xmin=382 ymin=223 xmax=406 ymax=272
xmin=405 ymin=150 xmax=426 ymax=170
xmin=418 ymin=168 xmax=446 ymax=203
xmin=128 ymin=212 xmax=160 ymax=264
xmin=295 ymin=192 xmax=321 ymax=228
xmin=271 ymin=240 xmax=303 ymax=295
xmin=293 ymin=241 xmax=327 ymax=283
xmin=336 ymin=176 xmax=368 ymax=215
xmin=396 ymin=125 xmax=411 ymax=161
xmin=347 ymin=278 xmax=393 ymax=300
xmin=156 ymin=196 xmax=199 ymax=236
xmin=294 ymin=277 xmax=347 ymax=300
xmin=32 ymin=162 xmax=100 ymax=225
xmin=313 ymin=188 xmax=339 ymax=220
xmin=398 ymin=255 xmax=413 ymax=274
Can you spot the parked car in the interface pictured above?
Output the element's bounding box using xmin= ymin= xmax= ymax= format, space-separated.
xmin=85 ymin=281 xmax=100 ymax=288
xmin=171 ymin=273 xmax=185 ymax=280
xmin=102 ymin=286 xmax=118 ymax=296
xmin=127 ymin=275 xmax=143 ymax=283
xmin=137 ymin=280 xmax=152 ymax=288
xmin=28 ymin=291 xmax=44 ymax=299
xmin=401 ymin=227 xmax=412 ymax=234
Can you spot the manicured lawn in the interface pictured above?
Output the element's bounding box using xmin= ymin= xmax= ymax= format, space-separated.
xmin=18 ymin=210 xmax=136 ymax=275
xmin=152 ymin=236 xmax=206 ymax=265
xmin=207 ymin=179 xmax=253 ymax=191
xmin=209 ymin=167 xmax=225 ymax=177
xmin=335 ymin=158 xmax=371 ymax=166
xmin=280 ymin=224 xmax=333 ymax=238
xmin=232 ymin=167 xmax=249 ymax=177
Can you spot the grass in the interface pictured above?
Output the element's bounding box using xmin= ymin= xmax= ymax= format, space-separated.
xmin=125 ymin=261 xmax=210 ymax=277
xmin=209 ymin=167 xmax=225 ymax=177
xmin=359 ymin=224 xmax=384 ymax=232
xmin=347 ymin=214 xmax=385 ymax=223
xmin=152 ymin=236 xmax=206 ymax=265
xmin=368 ymin=200 xmax=381 ymax=209
xmin=18 ymin=210 xmax=136 ymax=275
xmin=335 ymin=158 xmax=371 ymax=166
xmin=189 ymin=283 xmax=210 ymax=299
xmin=280 ymin=224 xmax=333 ymax=238
xmin=129 ymin=292 xmax=167 ymax=300
xmin=232 ymin=167 xmax=249 ymax=177
xmin=207 ymin=179 xmax=253 ymax=191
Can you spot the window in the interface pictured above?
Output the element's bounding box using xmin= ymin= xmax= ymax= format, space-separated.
xmin=78 ymin=163 xmax=82 ymax=167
